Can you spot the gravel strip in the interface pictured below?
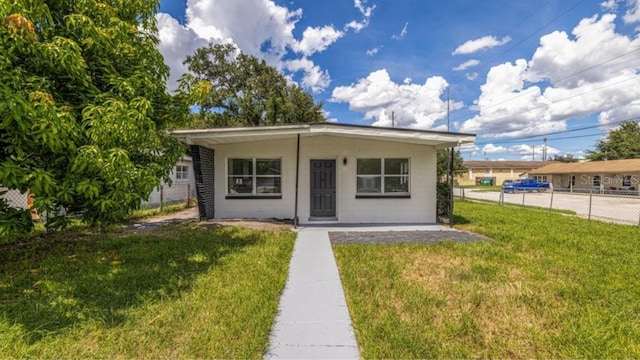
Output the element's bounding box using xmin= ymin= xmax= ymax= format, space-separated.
xmin=329 ymin=230 xmax=488 ymax=245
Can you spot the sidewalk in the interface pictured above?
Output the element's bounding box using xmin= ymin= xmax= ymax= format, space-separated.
xmin=265 ymin=227 xmax=360 ymax=359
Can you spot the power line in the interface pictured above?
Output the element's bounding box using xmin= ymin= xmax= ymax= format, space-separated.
xmin=450 ymin=48 xmax=640 ymax=123
xmin=449 ymin=0 xmax=589 ymax=91
xmin=470 ymin=116 xmax=639 ymax=146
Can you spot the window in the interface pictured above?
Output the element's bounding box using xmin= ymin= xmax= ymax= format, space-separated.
xmin=623 ymin=175 xmax=632 ymax=187
xmin=534 ymin=175 xmax=547 ymax=183
xmin=592 ymin=175 xmax=601 ymax=187
xmin=227 ymin=158 xmax=281 ymax=197
xmin=570 ymin=175 xmax=576 ymax=186
xmin=175 ymin=165 xmax=189 ymax=180
xmin=356 ymin=158 xmax=409 ymax=197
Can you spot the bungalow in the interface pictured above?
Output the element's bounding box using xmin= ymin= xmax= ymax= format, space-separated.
xmin=171 ymin=123 xmax=475 ymax=225
xmin=142 ymin=156 xmax=196 ymax=207
xmin=455 ymin=161 xmax=553 ymax=186
xmin=530 ymin=159 xmax=640 ymax=192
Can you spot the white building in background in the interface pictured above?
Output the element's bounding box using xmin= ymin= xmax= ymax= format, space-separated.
xmin=143 ymin=156 xmax=197 ymax=207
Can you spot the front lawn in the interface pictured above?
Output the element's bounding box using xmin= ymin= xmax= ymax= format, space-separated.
xmin=0 ymin=222 xmax=295 ymax=358
xmin=333 ymin=200 xmax=640 ymax=358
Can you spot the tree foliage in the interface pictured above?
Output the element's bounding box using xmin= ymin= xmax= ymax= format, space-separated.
xmin=551 ymin=153 xmax=579 ymax=163
xmin=179 ymin=43 xmax=324 ymax=127
xmin=586 ymin=121 xmax=640 ymax=161
xmin=437 ymin=149 xmax=466 ymax=178
xmin=0 ymin=0 xmax=185 ymax=237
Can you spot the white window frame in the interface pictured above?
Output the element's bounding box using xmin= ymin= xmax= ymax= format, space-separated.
xmin=534 ymin=175 xmax=547 ymax=183
xmin=227 ymin=158 xmax=282 ymax=198
xmin=356 ymin=158 xmax=410 ymax=197
xmin=175 ymin=165 xmax=190 ymax=181
xmin=622 ymin=175 xmax=632 ymax=187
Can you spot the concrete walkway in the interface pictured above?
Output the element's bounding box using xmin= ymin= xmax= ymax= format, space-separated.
xmin=266 ymin=224 xmax=461 ymax=359
xmin=265 ymin=226 xmax=360 ymax=359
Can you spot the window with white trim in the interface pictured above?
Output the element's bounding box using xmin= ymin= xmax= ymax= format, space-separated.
xmin=356 ymin=158 xmax=409 ymax=196
xmin=623 ymin=175 xmax=632 ymax=187
xmin=534 ymin=175 xmax=547 ymax=183
xmin=175 ymin=165 xmax=189 ymax=180
xmin=227 ymin=158 xmax=281 ymax=197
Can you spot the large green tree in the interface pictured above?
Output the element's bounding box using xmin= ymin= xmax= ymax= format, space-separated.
xmin=586 ymin=121 xmax=640 ymax=161
xmin=0 ymin=0 xmax=185 ymax=237
xmin=179 ymin=43 xmax=324 ymax=127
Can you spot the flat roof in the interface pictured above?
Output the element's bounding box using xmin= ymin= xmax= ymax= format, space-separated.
xmin=170 ymin=122 xmax=476 ymax=149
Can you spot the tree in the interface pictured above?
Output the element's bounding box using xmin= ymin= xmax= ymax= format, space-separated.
xmin=586 ymin=121 xmax=640 ymax=161
xmin=437 ymin=149 xmax=466 ymax=178
xmin=178 ymin=43 xmax=324 ymax=127
xmin=0 ymin=1 xmax=185 ymax=237
xmin=551 ymin=153 xmax=579 ymax=163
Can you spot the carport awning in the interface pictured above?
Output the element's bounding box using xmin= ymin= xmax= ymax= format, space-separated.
xmin=170 ymin=122 xmax=476 ymax=149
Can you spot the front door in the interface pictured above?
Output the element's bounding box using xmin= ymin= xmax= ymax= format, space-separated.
xmin=310 ymin=160 xmax=336 ymax=217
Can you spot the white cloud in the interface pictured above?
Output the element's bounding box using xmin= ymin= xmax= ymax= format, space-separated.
xmin=156 ymin=0 xmax=364 ymax=93
xmin=345 ymin=0 xmax=376 ymax=32
xmin=482 ymin=144 xmax=507 ymax=154
xmin=452 ymin=35 xmax=511 ymax=55
xmin=366 ymin=46 xmax=382 ymax=56
xmin=601 ymin=0 xmax=618 ymax=11
xmin=285 ymin=58 xmax=331 ymax=93
xmin=466 ymin=72 xmax=479 ymax=81
xmin=330 ymin=69 xmax=463 ymax=129
xmin=460 ymin=14 xmax=640 ymax=138
xmin=294 ymin=25 xmax=344 ymax=56
xmin=453 ymin=59 xmax=480 ymax=71
xmin=403 ymin=77 xmax=412 ymax=84
xmin=623 ymin=0 xmax=640 ymax=23
xmin=392 ymin=22 xmax=409 ymax=40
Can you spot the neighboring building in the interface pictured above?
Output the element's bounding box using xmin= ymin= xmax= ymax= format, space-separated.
xmin=455 ymin=161 xmax=553 ymax=186
xmin=171 ymin=123 xmax=475 ymax=224
xmin=142 ymin=156 xmax=197 ymax=207
xmin=530 ymin=159 xmax=640 ymax=191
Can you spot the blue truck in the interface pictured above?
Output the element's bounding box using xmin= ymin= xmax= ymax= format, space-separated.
xmin=502 ymin=178 xmax=550 ymax=193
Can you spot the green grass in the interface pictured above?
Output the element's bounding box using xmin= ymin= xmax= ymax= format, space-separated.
xmin=334 ymin=200 xmax=640 ymax=358
xmin=0 ymin=222 xmax=295 ymax=358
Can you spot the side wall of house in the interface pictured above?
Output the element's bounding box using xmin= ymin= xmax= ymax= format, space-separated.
xmin=212 ymin=135 xmax=437 ymax=223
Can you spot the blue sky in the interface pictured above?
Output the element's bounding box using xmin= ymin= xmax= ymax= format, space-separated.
xmin=157 ymin=0 xmax=640 ymax=160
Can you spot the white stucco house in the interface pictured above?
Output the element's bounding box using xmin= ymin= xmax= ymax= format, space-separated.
xmin=171 ymin=123 xmax=475 ymax=225
xmin=142 ymin=156 xmax=196 ymax=207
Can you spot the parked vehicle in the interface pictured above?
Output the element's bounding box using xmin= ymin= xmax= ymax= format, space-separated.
xmin=502 ymin=178 xmax=550 ymax=193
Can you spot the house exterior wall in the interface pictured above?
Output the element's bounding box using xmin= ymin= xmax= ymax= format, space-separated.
xmin=143 ymin=158 xmax=196 ymax=207
xmin=455 ymin=167 xmax=531 ymax=186
xmin=547 ymin=172 xmax=640 ymax=190
xmin=212 ymin=135 xmax=438 ymax=224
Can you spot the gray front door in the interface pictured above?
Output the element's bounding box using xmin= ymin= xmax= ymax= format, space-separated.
xmin=310 ymin=160 xmax=336 ymax=217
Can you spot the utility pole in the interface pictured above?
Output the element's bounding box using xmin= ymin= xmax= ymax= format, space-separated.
xmin=447 ymin=87 xmax=454 ymax=228
xmin=532 ymin=145 xmax=535 ymax=161
xmin=391 ymin=111 xmax=395 ymax=128
xmin=543 ymin=137 xmax=547 ymax=161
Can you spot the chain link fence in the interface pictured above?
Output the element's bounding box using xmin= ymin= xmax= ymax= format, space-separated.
xmin=455 ymin=186 xmax=640 ymax=226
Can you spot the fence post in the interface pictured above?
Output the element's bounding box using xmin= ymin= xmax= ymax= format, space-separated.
xmin=462 ymin=187 xmax=465 ymax=200
xmin=187 ymin=184 xmax=191 ymax=208
xmin=589 ymin=190 xmax=593 ymax=220
xmin=499 ymin=189 xmax=503 ymax=206
xmin=550 ymin=190 xmax=554 ymax=210
xmin=522 ymin=191 xmax=526 ymax=206
xmin=160 ymin=185 xmax=164 ymax=211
